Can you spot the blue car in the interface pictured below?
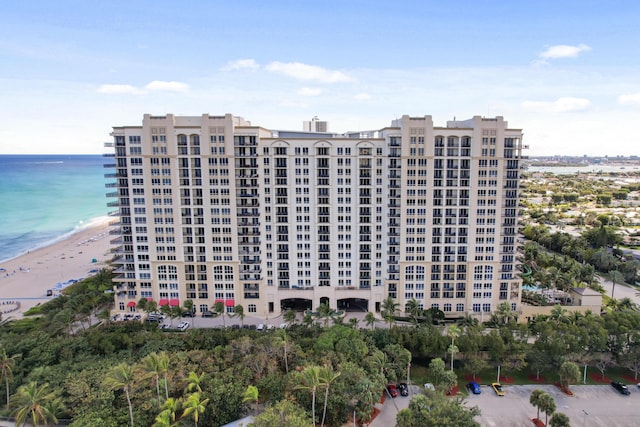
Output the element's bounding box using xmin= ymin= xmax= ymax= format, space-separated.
xmin=466 ymin=381 xmax=481 ymax=394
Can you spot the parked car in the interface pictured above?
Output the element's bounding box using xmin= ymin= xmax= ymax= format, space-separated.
xmin=147 ymin=313 xmax=165 ymax=322
xmin=386 ymin=384 xmax=398 ymax=398
xmin=423 ymin=383 xmax=435 ymax=391
xmin=491 ymin=382 xmax=505 ymax=396
xmin=611 ymin=381 xmax=630 ymax=395
xmin=467 ymin=381 xmax=481 ymax=395
xmin=257 ymin=323 xmax=265 ymax=331
xmin=398 ymin=383 xmax=409 ymax=396
xmin=177 ymin=321 xmax=190 ymax=332
xmin=202 ymin=311 xmax=214 ymax=318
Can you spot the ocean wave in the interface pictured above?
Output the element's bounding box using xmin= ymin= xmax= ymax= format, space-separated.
xmin=0 ymin=216 xmax=110 ymax=264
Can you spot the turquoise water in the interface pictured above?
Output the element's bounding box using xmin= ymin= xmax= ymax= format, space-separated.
xmin=0 ymin=155 xmax=109 ymax=262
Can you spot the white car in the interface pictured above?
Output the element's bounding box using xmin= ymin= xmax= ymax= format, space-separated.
xmin=177 ymin=321 xmax=190 ymax=331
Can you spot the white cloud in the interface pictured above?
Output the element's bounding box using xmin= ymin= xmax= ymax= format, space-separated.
xmin=221 ymin=59 xmax=260 ymax=71
xmin=266 ymin=61 xmax=352 ymax=83
xmin=145 ymin=80 xmax=189 ymax=92
xmin=97 ymin=84 xmax=144 ymax=95
xmin=354 ymin=93 xmax=371 ymax=100
xmin=521 ymin=97 xmax=591 ymax=113
xmin=297 ymin=87 xmax=322 ymax=96
xmin=618 ymin=92 xmax=640 ymax=105
xmin=539 ymin=44 xmax=591 ymax=60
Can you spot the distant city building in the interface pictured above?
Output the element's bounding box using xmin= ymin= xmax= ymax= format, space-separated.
xmin=303 ymin=116 xmax=328 ymax=133
xmin=106 ymin=114 xmax=526 ymax=319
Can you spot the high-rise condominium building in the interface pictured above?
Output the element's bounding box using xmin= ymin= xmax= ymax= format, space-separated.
xmin=107 ymin=114 xmax=526 ymax=319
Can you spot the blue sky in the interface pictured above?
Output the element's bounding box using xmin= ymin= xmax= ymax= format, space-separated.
xmin=1 ymin=0 xmax=639 ymax=155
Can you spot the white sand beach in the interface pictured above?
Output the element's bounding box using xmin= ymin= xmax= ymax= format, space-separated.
xmin=0 ymin=220 xmax=113 ymax=318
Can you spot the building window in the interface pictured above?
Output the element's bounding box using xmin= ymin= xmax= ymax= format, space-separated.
xmin=248 ymin=304 xmax=257 ymax=313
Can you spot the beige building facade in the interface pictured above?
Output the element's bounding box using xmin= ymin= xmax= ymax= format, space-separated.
xmin=107 ymin=114 xmax=525 ymax=319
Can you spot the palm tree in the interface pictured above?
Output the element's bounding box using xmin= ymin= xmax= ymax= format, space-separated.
xmin=233 ymin=304 xmax=245 ymax=327
xmin=405 ymin=298 xmax=422 ymax=326
xmin=0 ymin=347 xmax=19 ymax=409
xmin=348 ymin=317 xmax=360 ymax=329
xmin=152 ymin=410 xmax=179 ymax=427
xmin=141 ymin=352 xmax=165 ymax=406
xmin=319 ymin=366 xmax=341 ymax=427
xmin=213 ymin=301 xmax=226 ymax=327
xmin=317 ymin=302 xmax=336 ymax=327
xmin=447 ymin=324 xmax=461 ymax=371
xmin=183 ymin=299 xmax=194 ymax=317
xmin=161 ymin=303 xmax=175 ymax=327
xmin=354 ymin=377 xmax=381 ymax=426
xmin=183 ymin=299 xmax=195 ymax=326
xmin=457 ymin=313 xmax=478 ymax=328
xmin=609 ymin=270 xmax=625 ymax=299
xmin=10 ymin=382 xmax=60 ymax=427
xmin=104 ymin=363 xmax=136 ymax=426
xmin=381 ymin=297 xmax=399 ymax=327
xmin=242 ymin=385 xmax=259 ymax=414
xmin=276 ymin=329 xmax=290 ymax=374
xmin=302 ymin=313 xmax=315 ymax=327
xmin=137 ymin=297 xmax=149 ymax=314
xmin=364 ymin=312 xmax=377 ymax=330
xmin=550 ymin=412 xmax=571 ymax=427
xmin=549 ymin=305 xmax=568 ymax=324
xmin=158 ymin=397 xmax=182 ymax=425
xmin=157 ymin=355 xmax=170 ymax=401
xmin=295 ymin=365 xmax=322 ymax=424
xmin=539 ymin=392 xmax=556 ymax=426
xmin=283 ymin=308 xmax=297 ymax=324
xmin=146 ymin=300 xmax=159 ymax=317
xmin=182 ymin=392 xmax=209 ymax=427
xmin=529 ymin=388 xmax=545 ymax=421
xmin=495 ymin=302 xmax=517 ymax=324
xmin=185 ymin=371 xmax=205 ymax=394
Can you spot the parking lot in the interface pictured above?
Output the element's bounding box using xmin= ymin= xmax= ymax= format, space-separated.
xmin=368 ymin=384 xmax=640 ymax=427
xmin=469 ymin=384 xmax=640 ymax=427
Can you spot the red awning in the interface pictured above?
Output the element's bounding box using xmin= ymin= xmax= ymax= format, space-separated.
xmin=214 ymin=299 xmax=224 ymax=304
xmin=145 ymin=298 xmax=153 ymax=302
xmin=225 ymin=299 xmax=235 ymax=307
xmin=158 ymin=299 xmax=169 ymax=306
xmin=127 ymin=301 xmax=136 ymax=307
xmin=169 ymin=299 xmax=180 ymax=307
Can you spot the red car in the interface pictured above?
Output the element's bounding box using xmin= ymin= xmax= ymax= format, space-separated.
xmin=386 ymin=384 xmax=398 ymax=398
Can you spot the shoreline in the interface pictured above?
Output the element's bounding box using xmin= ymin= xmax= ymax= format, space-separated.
xmin=0 ymin=215 xmax=111 ymax=264
xmin=0 ymin=219 xmax=113 ymax=318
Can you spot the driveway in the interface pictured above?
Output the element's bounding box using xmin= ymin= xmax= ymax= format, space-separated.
xmin=368 ymin=385 xmax=417 ymax=427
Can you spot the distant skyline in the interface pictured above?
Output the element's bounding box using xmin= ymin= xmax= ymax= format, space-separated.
xmin=1 ymin=0 xmax=639 ymax=156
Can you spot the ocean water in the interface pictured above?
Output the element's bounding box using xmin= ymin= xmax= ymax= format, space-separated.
xmin=528 ymin=165 xmax=640 ymax=175
xmin=0 ymin=155 xmax=110 ymax=263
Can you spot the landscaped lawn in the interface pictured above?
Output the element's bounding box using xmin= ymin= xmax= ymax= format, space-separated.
xmin=410 ymin=361 xmax=640 ymax=391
